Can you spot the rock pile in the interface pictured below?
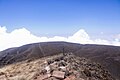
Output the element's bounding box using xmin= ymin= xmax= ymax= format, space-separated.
xmin=34 ymin=53 xmax=114 ymax=80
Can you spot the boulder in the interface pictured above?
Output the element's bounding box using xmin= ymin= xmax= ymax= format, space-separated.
xmin=52 ymin=71 xmax=65 ymax=79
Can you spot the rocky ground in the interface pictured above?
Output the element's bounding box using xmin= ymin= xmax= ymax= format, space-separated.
xmin=0 ymin=53 xmax=114 ymax=80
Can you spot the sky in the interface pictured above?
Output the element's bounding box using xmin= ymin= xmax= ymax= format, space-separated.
xmin=0 ymin=0 xmax=120 ymax=51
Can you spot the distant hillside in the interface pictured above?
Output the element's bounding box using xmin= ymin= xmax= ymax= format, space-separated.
xmin=0 ymin=41 xmax=120 ymax=79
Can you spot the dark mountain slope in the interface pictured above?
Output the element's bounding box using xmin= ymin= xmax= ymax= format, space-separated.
xmin=0 ymin=41 xmax=120 ymax=79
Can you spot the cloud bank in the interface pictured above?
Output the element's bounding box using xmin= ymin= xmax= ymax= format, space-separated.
xmin=0 ymin=26 xmax=120 ymax=51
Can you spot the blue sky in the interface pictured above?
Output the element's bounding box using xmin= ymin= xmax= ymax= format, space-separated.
xmin=1 ymin=0 xmax=120 ymax=51
xmin=0 ymin=0 xmax=120 ymax=38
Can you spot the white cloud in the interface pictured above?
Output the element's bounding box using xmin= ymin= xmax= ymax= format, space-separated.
xmin=68 ymin=29 xmax=91 ymax=44
xmin=0 ymin=26 xmax=120 ymax=51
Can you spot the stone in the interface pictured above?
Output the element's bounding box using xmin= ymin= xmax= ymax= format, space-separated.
xmin=0 ymin=72 xmax=5 ymax=75
xmin=47 ymin=60 xmax=54 ymax=65
xmin=49 ymin=77 xmax=59 ymax=80
xmin=59 ymin=66 xmax=66 ymax=71
xmin=52 ymin=71 xmax=65 ymax=79
xmin=79 ymin=78 xmax=85 ymax=80
xmin=54 ymin=57 xmax=63 ymax=62
xmin=50 ymin=62 xmax=58 ymax=70
xmin=64 ymin=75 xmax=76 ymax=80
xmin=45 ymin=66 xmax=51 ymax=73
xmin=0 ymin=75 xmax=6 ymax=80
xmin=58 ymin=61 xmax=67 ymax=67
xmin=40 ymin=69 xmax=47 ymax=75
xmin=37 ymin=74 xmax=51 ymax=80
xmin=44 ymin=60 xmax=48 ymax=64
xmin=83 ymin=69 xmax=91 ymax=77
xmin=90 ymin=70 xmax=96 ymax=76
xmin=65 ymin=70 xmax=70 ymax=76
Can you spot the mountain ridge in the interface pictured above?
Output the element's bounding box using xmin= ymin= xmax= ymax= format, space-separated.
xmin=0 ymin=41 xmax=120 ymax=79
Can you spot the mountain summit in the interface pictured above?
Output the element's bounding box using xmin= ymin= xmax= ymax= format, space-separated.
xmin=0 ymin=42 xmax=120 ymax=79
xmin=0 ymin=53 xmax=114 ymax=80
